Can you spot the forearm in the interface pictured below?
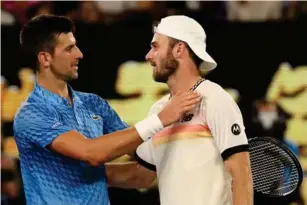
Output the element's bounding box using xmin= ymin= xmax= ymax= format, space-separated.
xmin=105 ymin=161 xmax=157 ymax=189
xmin=231 ymin=170 xmax=253 ymax=205
xmin=50 ymin=115 xmax=163 ymax=166
xmin=87 ymin=128 xmax=143 ymax=166
xmin=225 ymin=152 xmax=254 ymax=205
xmin=87 ymin=114 xmax=166 ymax=165
xmin=50 ymin=92 xmax=200 ymax=166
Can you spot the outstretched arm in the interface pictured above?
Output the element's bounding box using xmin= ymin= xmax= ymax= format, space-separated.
xmin=14 ymin=91 xmax=201 ymax=167
xmin=105 ymin=161 xmax=157 ymax=189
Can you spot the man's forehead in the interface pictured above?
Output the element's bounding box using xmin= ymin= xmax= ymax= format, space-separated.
xmin=56 ymin=32 xmax=76 ymax=45
xmin=151 ymin=33 xmax=168 ymax=44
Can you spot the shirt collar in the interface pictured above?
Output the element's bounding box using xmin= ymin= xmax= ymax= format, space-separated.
xmin=33 ymin=82 xmax=82 ymax=106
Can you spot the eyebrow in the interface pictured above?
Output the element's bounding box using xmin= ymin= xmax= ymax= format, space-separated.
xmin=151 ymin=41 xmax=157 ymax=47
xmin=65 ymin=43 xmax=76 ymax=49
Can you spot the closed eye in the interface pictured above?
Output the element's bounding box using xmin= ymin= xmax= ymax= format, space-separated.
xmin=151 ymin=42 xmax=158 ymax=49
xmin=65 ymin=44 xmax=75 ymax=52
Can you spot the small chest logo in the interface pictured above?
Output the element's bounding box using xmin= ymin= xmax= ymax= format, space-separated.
xmin=51 ymin=122 xmax=61 ymax=129
xmin=181 ymin=114 xmax=194 ymax=122
xmin=231 ymin=124 xmax=241 ymax=135
xmin=91 ymin=114 xmax=101 ymax=120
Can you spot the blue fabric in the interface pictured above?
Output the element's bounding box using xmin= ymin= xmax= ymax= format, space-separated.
xmin=284 ymin=139 xmax=299 ymax=157
xmin=283 ymin=139 xmax=303 ymax=183
xmin=13 ymin=83 xmax=128 ymax=205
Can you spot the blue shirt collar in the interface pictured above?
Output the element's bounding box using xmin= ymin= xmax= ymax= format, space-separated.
xmin=33 ymin=82 xmax=82 ymax=106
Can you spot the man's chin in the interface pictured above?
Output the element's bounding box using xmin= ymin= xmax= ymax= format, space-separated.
xmin=153 ymin=74 xmax=167 ymax=83
xmin=64 ymin=74 xmax=78 ymax=82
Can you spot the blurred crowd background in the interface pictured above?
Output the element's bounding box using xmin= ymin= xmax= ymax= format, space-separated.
xmin=1 ymin=1 xmax=307 ymax=25
xmin=1 ymin=1 xmax=307 ymax=205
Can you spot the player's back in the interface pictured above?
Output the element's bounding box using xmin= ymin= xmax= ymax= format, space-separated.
xmin=13 ymin=85 xmax=111 ymax=205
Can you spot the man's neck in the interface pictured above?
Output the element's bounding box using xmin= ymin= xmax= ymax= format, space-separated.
xmin=167 ymin=67 xmax=203 ymax=96
xmin=36 ymin=72 xmax=70 ymax=101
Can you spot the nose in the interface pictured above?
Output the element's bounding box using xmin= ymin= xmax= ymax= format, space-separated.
xmin=145 ymin=49 xmax=153 ymax=61
xmin=76 ymin=47 xmax=83 ymax=60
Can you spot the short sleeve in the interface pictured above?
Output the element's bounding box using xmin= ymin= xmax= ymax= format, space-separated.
xmin=95 ymin=96 xmax=129 ymax=134
xmin=13 ymin=104 xmax=74 ymax=148
xmin=205 ymin=93 xmax=249 ymax=160
xmin=135 ymin=138 xmax=156 ymax=171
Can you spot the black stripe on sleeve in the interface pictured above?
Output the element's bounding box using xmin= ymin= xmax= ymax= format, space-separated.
xmin=221 ymin=144 xmax=249 ymax=161
xmin=134 ymin=153 xmax=156 ymax=172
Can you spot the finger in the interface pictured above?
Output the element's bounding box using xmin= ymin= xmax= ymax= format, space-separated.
xmin=182 ymin=104 xmax=197 ymax=113
xmin=182 ymin=96 xmax=202 ymax=106
xmin=184 ymin=94 xmax=201 ymax=101
xmin=179 ymin=94 xmax=200 ymax=103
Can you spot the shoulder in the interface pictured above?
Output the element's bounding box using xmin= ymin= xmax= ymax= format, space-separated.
xmin=198 ymin=80 xmax=237 ymax=107
xmin=13 ymin=101 xmax=56 ymax=135
xmin=14 ymin=101 xmax=55 ymax=121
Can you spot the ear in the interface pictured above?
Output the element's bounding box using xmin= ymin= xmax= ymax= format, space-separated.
xmin=172 ymin=42 xmax=185 ymax=58
xmin=37 ymin=52 xmax=52 ymax=68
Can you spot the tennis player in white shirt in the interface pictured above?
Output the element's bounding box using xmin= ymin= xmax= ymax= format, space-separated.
xmin=135 ymin=15 xmax=254 ymax=205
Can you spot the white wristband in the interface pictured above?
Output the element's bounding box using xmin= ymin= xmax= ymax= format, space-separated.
xmin=135 ymin=114 xmax=164 ymax=141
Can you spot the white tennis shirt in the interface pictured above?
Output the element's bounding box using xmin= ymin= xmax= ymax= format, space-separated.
xmin=136 ymin=80 xmax=249 ymax=205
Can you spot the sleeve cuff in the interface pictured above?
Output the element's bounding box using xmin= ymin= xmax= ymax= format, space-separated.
xmin=221 ymin=144 xmax=249 ymax=160
xmin=134 ymin=153 xmax=156 ymax=172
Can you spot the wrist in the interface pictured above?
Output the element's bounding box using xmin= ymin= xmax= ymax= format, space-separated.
xmin=135 ymin=114 xmax=164 ymax=141
xmin=157 ymin=112 xmax=170 ymax=127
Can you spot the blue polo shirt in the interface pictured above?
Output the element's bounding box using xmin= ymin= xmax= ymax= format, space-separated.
xmin=13 ymin=83 xmax=128 ymax=205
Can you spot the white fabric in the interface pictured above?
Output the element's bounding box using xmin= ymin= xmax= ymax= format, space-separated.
xmin=155 ymin=15 xmax=217 ymax=72
xmin=137 ymin=80 xmax=249 ymax=205
xmin=136 ymin=138 xmax=155 ymax=165
xmin=135 ymin=114 xmax=164 ymax=141
xmin=205 ymin=83 xmax=248 ymax=154
xmin=136 ymin=95 xmax=169 ymax=164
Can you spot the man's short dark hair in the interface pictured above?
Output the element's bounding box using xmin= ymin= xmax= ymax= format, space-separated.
xmin=20 ymin=14 xmax=75 ymax=71
xmin=152 ymin=21 xmax=203 ymax=68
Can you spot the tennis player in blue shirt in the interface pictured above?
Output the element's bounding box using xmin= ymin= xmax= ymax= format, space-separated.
xmin=13 ymin=15 xmax=201 ymax=205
